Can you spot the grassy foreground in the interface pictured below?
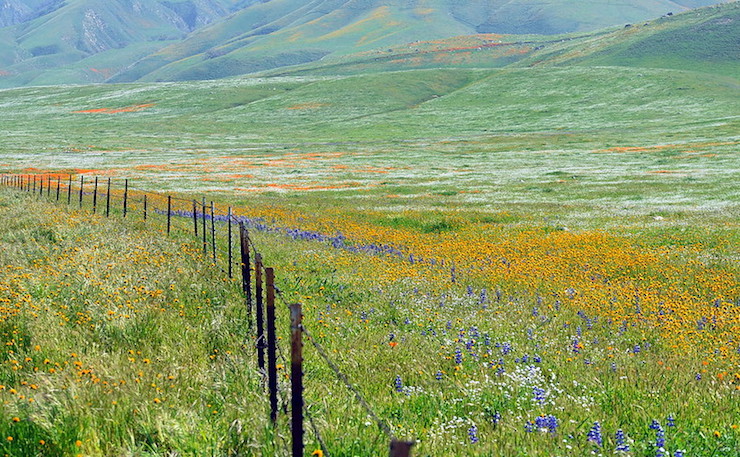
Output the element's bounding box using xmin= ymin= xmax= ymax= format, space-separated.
xmin=0 ymin=179 xmax=738 ymax=456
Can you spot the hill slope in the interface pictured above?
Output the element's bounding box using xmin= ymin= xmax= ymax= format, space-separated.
xmin=113 ymin=0 xmax=730 ymax=83
xmin=0 ymin=0 xmax=256 ymax=87
xmin=260 ymin=2 xmax=739 ymax=79
xmin=0 ymin=0 xmax=732 ymax=87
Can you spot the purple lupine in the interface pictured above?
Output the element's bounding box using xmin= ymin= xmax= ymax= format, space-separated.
xmin=534 ymin=415 xmax=558 ymax=434
xmin=615 ymin=429 xmax=629 ymax=452
xmin=468 ymin=424 xmax=479 ymax=443
xmin=666 ymin=415 xmax=675 ymax=427
xmin=587 ymin=421 xmax=602 ymax=447
xmin=533 ymin=387 xmax=546 ymax=405
xmin=435 ymin=370 xmax=443 ymax=381
xmin=394 ymin=375 xmax=403 ymax=393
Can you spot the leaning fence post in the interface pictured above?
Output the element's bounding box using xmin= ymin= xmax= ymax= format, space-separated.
xmin=389 ymin=440 xmax=414 ymax=457
xmin=105 ymin=178 xmax=111 ymax=217
xmin=227 ymin=207 xmax=233 ymax=279
xmin=210 ymin=201 xmax=216 ymax=262
xmin=265 ymin=267 xmax=278 ymax=424
xmin=167 ymin=195 xmax=172 ymax=235
xmin=123 ymin=179 xmax=128 ymax=217
xmin=239 ymin=223 xmax=253 ymax=333
xmin=290 ymin=302 xmax=304 ymax=457
xmin=78 ymin=175 xmax=84 ymax=208
xmin=255 ymin=254 xmax=265 ymax=373
xmin=93 ymin=177 xmax=98 ymax=213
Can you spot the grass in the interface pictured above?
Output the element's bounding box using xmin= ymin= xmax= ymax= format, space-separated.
xmin=0 ymin=176 xmax=738 ymax=456
xmin=0 ymin=19 xmax=738 ymax=454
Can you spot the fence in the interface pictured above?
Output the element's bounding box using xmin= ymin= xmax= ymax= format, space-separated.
xmin=0 ymin=173 xmax=415 ymax=457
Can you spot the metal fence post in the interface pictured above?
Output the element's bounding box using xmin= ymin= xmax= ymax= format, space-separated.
xmin=123 ymin=179 xmax=128 ymax=217
xmin=167 ymin=195 xmax=172 ymax=234
xmin=266 ymin=267 xmax=278 ymax=423
xmin=228 ymin=207 xmax=233 ymax=278
xmin=255 ymin=253 xmax=265 ymax=373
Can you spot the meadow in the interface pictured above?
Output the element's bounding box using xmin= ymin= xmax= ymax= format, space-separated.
xmin=0 ymin=61 xmax=738 ymax=456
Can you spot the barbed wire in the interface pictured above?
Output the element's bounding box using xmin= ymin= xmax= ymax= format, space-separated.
xmin=3 ymin=173 xmax=399 ymax=449
xmin=300 ymin=323 xmax=393 ymax=439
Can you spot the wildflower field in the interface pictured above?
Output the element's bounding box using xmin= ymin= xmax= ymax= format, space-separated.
xmin=0 ymin=64 xmax=738 ymax=456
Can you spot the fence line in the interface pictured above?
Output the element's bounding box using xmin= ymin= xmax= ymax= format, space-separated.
xmin=1 ymin=173 xmax=414 ymax=457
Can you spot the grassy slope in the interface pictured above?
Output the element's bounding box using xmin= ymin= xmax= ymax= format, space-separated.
xmin=265 ymin=2 xmax=740 ymax=79
xmin=519 ymin=2 xmax=740 ymax=78
xmin=92 ymin=0 xmax=736 ymax=83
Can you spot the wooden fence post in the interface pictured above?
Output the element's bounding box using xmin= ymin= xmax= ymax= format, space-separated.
xmin=167 ymin=195 xmax=172 ymax=235
xmin=210 ymin=201 xmax=216 ymax=262
xmin=389 ymin=440 xmax=414 ymax=457
xmin=46 ymin=176 xmax=51 ymax=197
xmin=227 ymin=207 xmax=233 ymax=279
xmin=192 ymin=200 xmax=198 ymax=237
xmin=290 ymin=302 xmax=304 ymax=457
xmin=78 ymin=175 xmax=84 ymax=208
xmin=32 ymin=175 xmax=36 ymax=193
xmin=93 ymin=177 xmax=98 ymax=213
xmin=123 ymin=179 xmax=128 ymax=217
xmin=144 ymin=195 xmax=148 ymax=220
xmin=105 ymin=178 xmax=111 ymax=217
xmin=56 ymin=177 xmax=60 ymax=201
xmin=265 ymin=267 xmax=278 ymax=423
xmin=239 ymin=223 xmax=253 ymax=333
xmin=67 ymin=175 xmax=72 ymax=204
xmin=39 ymin=175 xmax=43 ymax=197
xmin=255 ymin=254 xmax=265 ymax=373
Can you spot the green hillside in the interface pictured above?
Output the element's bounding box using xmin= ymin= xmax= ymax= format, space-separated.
xmin=0 ymin=0 xmax=251 ymax=88
xmin=0 ymin=0 xmax=732 ymax=87
xmin=262 ymin=2 xmax=739 ymax=79
xmin=116 ymin=0 xmax=732 ymax=83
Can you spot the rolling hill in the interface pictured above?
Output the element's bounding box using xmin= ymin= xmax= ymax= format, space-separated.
xmin=0 ymin=0 xmax=734 ymax=87
xmin=260 ymin=2 xmax=739 ymax=79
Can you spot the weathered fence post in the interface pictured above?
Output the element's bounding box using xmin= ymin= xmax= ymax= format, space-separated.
xmin=78 ymin=175 xmax=84 ymax=208
xmin=167 ymin=195 xmax=172 ymax=235
xmin=93 ymin=177 xmax=98 ymax=213
xmin=239 ymin=223 xmax=253 ymax=332
xmin=67 ymin=175 xmax=72 ymax=204
xmin=192 ymin=200 xmax=198 ymax=237
xmin=265 ymin=267 xmax=278 ymax=423
xmin=39 ymin=175 xmax=43 ymax=197
xmin=32 ymin=175 xmax=36 ymax=193
xmin=227 ymin=207 xmax=233 ymax=279
xmin=255 ymin=253 xmax=265 ymax=373
xmin=46 ymin=176 xmax=51 ymax=197
xmin=290 ymin=302 xmax=304 ymax=457
xmin=105 ymin=178 xmax=111 ymax=217
xmin=143 ymin=195 xmax=148 ymax=220
xmin=210 ymin=201 xmax=216 ymax=262
xmin=56 ymin=177 xmax=61 ymax=201
xmin=389 ymin=440 xmax=414 ymax=457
